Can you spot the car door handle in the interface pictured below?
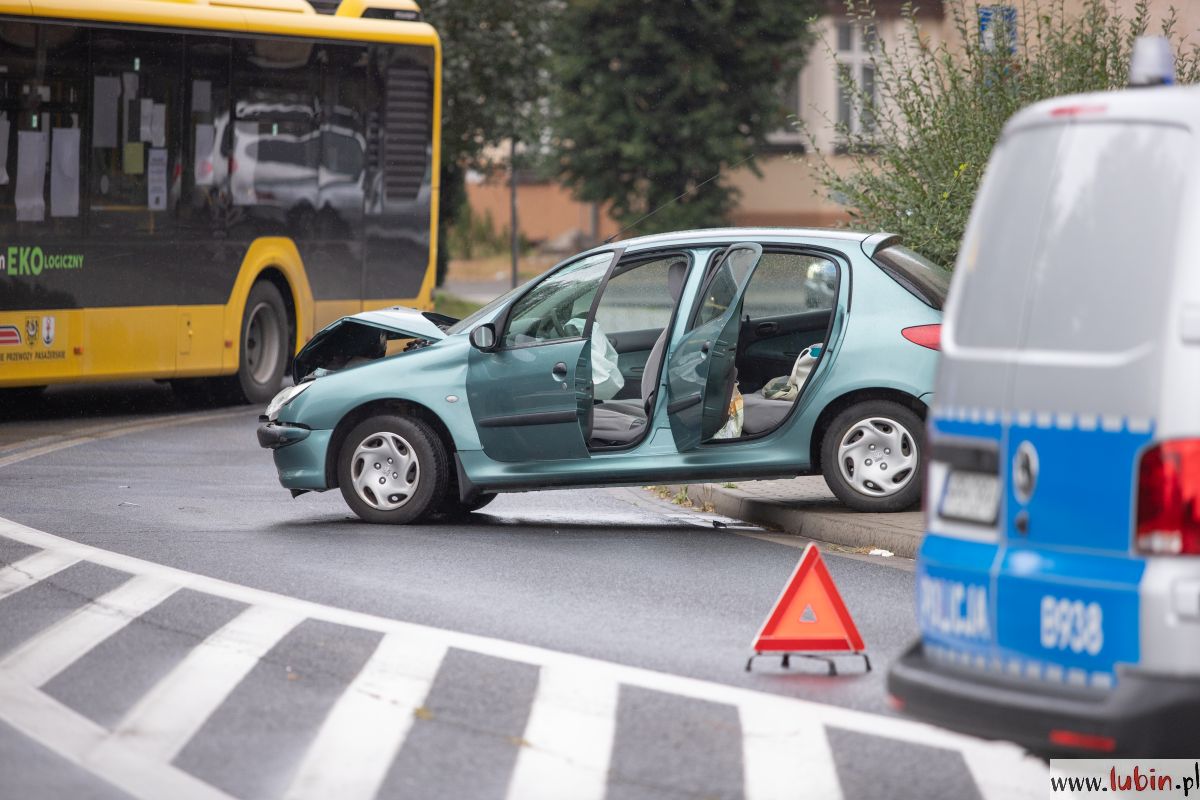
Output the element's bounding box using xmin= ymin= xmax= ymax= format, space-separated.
xmin=551 ymin=361 xmax=568 ymax=379
xmin=756 ymin=322 xmax=779 ymax=336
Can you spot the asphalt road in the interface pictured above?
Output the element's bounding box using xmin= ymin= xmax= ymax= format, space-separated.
xmin=0 ymin=383 xmax=1046 ymax=800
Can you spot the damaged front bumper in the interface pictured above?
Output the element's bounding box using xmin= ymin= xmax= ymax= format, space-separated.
xmin=256 ymin=420 xmax=312 ymax=450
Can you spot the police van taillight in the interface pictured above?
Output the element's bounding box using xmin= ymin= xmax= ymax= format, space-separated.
xmin=1135 ymin=441 xmax=1200 ymax=555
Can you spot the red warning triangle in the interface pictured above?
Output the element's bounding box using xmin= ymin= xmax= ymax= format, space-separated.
xmin=751 ymin=543 xmax=865 ymax=653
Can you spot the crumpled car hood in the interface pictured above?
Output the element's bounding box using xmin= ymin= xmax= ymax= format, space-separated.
xmin=292 ymin=306 xmax=453 ymax=381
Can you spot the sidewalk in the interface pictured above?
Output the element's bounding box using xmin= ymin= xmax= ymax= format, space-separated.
xmin=666 ymin=476 xmax=925 ymax=558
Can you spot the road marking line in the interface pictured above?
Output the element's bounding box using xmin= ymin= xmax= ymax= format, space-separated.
xmin=0 ymin=677 xmax=235 ymax=800
xmin=104 ymin=604 xmax=304 ymax=764
xmin=961 ymin=747 xmax=1049 ymax=800
xmin=740 ymin=701 xmax=843 ymax=800
xmin=0 ymin=549 xmax=79 ymax=601
xmin=506 ymin=664 xmax=619 ymax=800
xmin=0 ymin=409 xmax=248 ymax=469
xmin=0 ymin=516 xmax=1049 ymax=797
xmin=0 ymin=574 xmax=177 ymax=687
xmin=283 ymin=632 xmax=447 ymax=800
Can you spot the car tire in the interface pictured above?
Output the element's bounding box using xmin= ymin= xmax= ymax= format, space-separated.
xmin=221 ymin=281 xmax=290 ymax=405
xmin=337 ymin=414 xmax=449 ymax=524
xmin=434 ymin=493 xmax=496 ymax=521
xmin=820 ymin=400 xmax=924 ymax=512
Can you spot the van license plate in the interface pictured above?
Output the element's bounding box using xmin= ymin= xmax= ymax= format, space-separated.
xmin=940 ymin=471 xmax=1000 ymax=525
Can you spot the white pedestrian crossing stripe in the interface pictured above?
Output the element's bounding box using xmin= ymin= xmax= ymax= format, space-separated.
xmin=0 ymin=516 xmax=1049 ymax=799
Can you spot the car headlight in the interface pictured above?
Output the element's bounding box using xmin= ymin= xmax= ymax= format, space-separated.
xmin=265 ymin=382 xmax=312 ymax=421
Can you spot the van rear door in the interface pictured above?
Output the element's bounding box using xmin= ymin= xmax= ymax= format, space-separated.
xmin=923 ymin=118 xmax=1190 ymax=689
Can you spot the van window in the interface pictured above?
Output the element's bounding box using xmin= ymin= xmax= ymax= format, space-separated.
xmin=872 ymin=245 xmax=950 ymax=309
xmin=955 ymin=122 xmax=1188 ymax=353
xmin=952 ymin=125 xmax=1065 ymax=349
xmin=1023 ymin=123 xmax=1186 ymax=353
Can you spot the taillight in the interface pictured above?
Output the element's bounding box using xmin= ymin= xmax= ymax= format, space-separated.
xmin=901 ymin=324 xmax=941 ymax=350
xmin=1135 ymin=440 xmax=1200 ymax=555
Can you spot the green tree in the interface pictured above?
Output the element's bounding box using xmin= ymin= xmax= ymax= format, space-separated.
xmin=551 ymin=0 xmax=819 ymax=235
xmin=422 ymin=0 xmax=556 ymax=283
xmin=805 ymin=0 xmax=1200 ymax=268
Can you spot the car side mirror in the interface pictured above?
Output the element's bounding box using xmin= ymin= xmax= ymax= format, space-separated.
xmin=469 ymin=323 xmax=497 ymax=351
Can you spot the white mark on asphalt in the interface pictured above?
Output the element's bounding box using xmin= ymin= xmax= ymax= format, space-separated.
xmin=284 ymin=632 xmax=447 ymax=800
xmin=104 ymin=604 xmax=304 ymax=764
xmin=0 ymin=574 xmax=177 ymax=687
xmin=506 ymin=663 xmax=619 ymax=800
xmin=0 ymin=549 xmax=80 ymax=602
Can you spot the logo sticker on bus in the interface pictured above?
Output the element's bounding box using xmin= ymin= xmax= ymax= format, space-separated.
xmin=0 ymin=326 xmax=19 ymax=346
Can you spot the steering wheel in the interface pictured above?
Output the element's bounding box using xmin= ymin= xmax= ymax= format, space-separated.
xmin=536 ymin=313 xmax=569 ymax=340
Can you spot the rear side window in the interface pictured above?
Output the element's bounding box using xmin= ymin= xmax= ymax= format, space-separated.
xmin=872 ymin=245 xmax=950 ymax=310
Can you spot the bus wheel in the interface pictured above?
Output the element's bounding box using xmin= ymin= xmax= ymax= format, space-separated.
xmin=228 ymin=281 xmax=290 ymax=405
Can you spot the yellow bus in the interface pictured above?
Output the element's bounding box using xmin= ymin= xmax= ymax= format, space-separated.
xmin=0 ymin=0 xmax=441 ymax=404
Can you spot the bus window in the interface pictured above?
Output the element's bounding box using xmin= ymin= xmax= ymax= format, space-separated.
xmin=316 ymin=43 xmax=366 ymax=243
xmin=180 ymin=35 xmax=232 ymax=240
xmin=363 ymin=45 xmax=434 ymax=302
xmin=231 ymin=37 xmax=320 ymax=241
xmin=88 ymin=29 xmax=182 ymax=238
xmin=0 ymin=23 xmax=87 ymax=241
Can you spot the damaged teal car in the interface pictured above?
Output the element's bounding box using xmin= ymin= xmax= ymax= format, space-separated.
xmin=258 ymin=228 xmax=946 ymax=524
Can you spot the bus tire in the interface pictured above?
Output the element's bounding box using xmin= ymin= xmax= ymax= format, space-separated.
xmin=226 ymin=281 xmax=290 ymax=405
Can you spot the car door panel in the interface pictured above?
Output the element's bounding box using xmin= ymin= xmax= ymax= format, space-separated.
xmin=739 ymin=309 xmax=832 ymax=391
xmin=465 ymin=249 xmax=620 ymax=463
xmin=666 ymin=243 xmax=762 ymax=451
xmin=467 ymin=338 xmax=592 ymax=462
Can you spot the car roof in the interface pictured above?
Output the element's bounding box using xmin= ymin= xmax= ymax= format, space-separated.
xmin=1007 ymin=83 xmax=1200 ymax=134
xmin=612 ymin=226 xmax=872 ymax=252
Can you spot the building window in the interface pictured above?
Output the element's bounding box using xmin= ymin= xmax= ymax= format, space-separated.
xmin=766 ymin=61 xmax=805 ymax=147
xmin=979 ymin=5 xmax=1018 ymax=53
xmin=835 ymin=20 xmax=877 ymax=137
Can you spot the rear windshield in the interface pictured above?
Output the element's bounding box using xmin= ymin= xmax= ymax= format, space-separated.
xmin=872 ymin=245 xmax=951 ymax=309
xmin=954 ymin=121 xmax=1189 ymax=352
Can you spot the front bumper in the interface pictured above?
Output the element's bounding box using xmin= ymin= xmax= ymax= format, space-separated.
xmin=256 ymin=421 xmax=311 ymax=449
xmin=888 ymin=640 xmax=1200 ymax=756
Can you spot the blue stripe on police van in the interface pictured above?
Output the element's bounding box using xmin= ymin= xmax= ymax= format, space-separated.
xmin=931 ymin=406 xmax=1153 ymax=436
xmin=924 ymin=643 xmax=1116 ymax=690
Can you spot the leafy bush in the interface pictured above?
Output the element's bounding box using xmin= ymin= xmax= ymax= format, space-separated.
xmin=803 ymin=0 xmax=1200 ymax=267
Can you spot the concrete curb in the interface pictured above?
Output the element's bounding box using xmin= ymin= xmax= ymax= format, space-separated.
xmin=665 ymin=482 xmax=924 ymax=559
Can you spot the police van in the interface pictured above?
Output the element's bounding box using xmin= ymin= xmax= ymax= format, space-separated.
xmin=888 ymin=42 xmax=1200 ymax=756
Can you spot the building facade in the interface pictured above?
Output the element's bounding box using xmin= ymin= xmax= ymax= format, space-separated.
xmin=467 ymin=0 xmax=1198 ymax=246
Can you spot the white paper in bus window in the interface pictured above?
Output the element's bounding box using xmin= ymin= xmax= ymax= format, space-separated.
xmin=92 ymin=77 xmax=120 ymax=148
xmin=139 ymin=98 xmax=153 ymax=143
xmin=121 ymin=72 xmax=138 ymax=100
xmin=232 ymin=121 xmax=258 ymax=206
xmin=0 ymin=113 xmax=9 ymax=185
xmin=151 ymin=103 xmax=166 ymax=148
xmin=50 ymin=128 xmax=80 ymax=218
xmin=194 ymin=123 xmax=215 ymax=186
xmin=147 ymin=147 xmax=167 ymax=211
xmin=192 ymin=80 xmax=211 ymax=114
xmin=15 ymin=130 xmax=47 ymax=222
